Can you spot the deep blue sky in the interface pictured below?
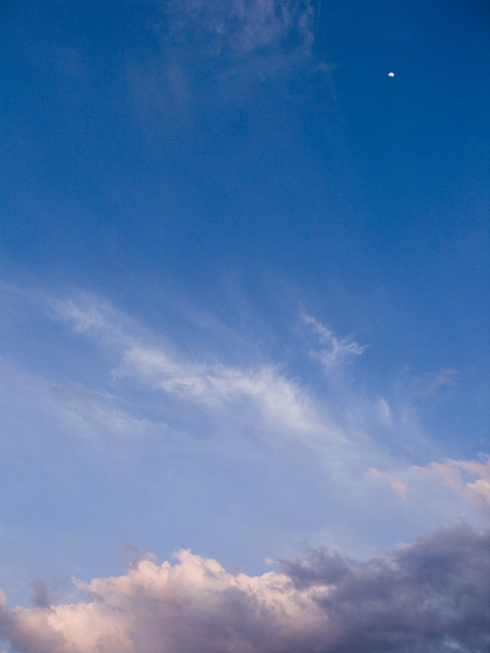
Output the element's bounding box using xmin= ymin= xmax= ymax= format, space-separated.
xmin=0 ymin=0 xmax=489 ymax=613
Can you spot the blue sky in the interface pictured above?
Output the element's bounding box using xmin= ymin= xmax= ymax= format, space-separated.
xmin=0 ymin=1 xmax=489 ymax=650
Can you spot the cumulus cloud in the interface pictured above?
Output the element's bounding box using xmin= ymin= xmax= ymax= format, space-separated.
xmin=2 ymin=524 xmax=490 ymax=653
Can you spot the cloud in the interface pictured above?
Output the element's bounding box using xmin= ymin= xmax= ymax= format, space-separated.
xmin=28 ymin=579 xmax=55 ymax=611
xmin=164 ymin=0 xmax=317 ymax=58
xmin=5 ymin=285 xmax=488 ymax=583
xmin=303 ymin=314 xmax=366 ymax=370
xmin=366 ymin=453 xmax=490 ymax=520
xmin=41 ymin=292 xmax=490 ymax=550
xmin=54 ymin=296 xmax=339 ymax=439
xmin=367 ymin=468 xmax=407 ymax=499
xmin=127 ymin=0 xmax=323 ymax=123
xmin=415 ymin=455 xmax=490 ymax=512
xmin=2 ymin=524 xmax=490 ymax=653
xmin=50 ymin=384 xmax=153 ymax=446
xmin=413 ymin=369 xmax=458 ymax=398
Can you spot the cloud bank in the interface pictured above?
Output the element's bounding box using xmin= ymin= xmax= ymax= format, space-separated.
xmin=1 ymin=524 xmax=490 ymax=653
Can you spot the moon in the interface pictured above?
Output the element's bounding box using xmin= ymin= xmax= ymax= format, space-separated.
xmin=388 ymin=72 xmax=395 ymax=77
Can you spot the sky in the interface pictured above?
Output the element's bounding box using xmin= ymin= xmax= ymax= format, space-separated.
xmin=0 ymin=0 xmax=489 ymax=651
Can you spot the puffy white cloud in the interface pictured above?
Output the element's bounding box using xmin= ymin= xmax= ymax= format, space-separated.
xmin=2 ymin=525 xmax=490 ymax=653
xmin=1 ymin=550 xmax=325 ymax=653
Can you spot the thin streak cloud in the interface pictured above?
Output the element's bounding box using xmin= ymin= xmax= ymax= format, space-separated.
xmin=303 ymin=314 xmax=366 ymax=369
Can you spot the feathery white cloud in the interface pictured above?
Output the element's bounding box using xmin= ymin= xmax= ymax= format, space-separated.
xmin=54 ymin=296 xmax=339 ymax=439
xmin=303 ymin=314 xmax=366 ymax=370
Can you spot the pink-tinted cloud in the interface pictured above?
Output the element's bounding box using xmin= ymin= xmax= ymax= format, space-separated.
xmin=419 ymin=455 xmax=490 ymax=511
xmin=2 ymin=525 xmax=490 ymax=653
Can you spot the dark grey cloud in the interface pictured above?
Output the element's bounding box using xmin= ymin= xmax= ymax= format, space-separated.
xmin=281 ymin=523 xmax=490 ymax=652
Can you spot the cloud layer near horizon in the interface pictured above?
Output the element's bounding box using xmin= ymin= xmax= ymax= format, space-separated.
xmin=1 ymin=524 xmax=490 ymax=653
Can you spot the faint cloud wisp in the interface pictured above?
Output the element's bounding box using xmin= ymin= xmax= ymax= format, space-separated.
xmin=303 ymin=314 xmax=366 ymax=370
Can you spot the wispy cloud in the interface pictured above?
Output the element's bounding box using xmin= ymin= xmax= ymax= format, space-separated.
xmin=51 ymin=293 xmax=485 ymax=546
xmin=367 ymin=453 xmax=490 ymax=520
xmin=127 ymin=0 xmax=324 ymax=125
xmin=43 ymin=294 xmax=486 ymax=524
xmin=367 ymin=467 xmax=407 ymax=499
xmin=50 ymin=385 xmax=152 ymax=443
xmin=413 ymin=368 xmax=458 ymax=398
xmin=2 ymin=524 xmax=490 ymax=653
xmin=303 ymin=314 xmax=366 ymax=370
xmin=164 ymin=0 xmax=317 ymax=58
xmin=414 ymin=455 xmax=490 ymax=512
xmin=54 ymin=296 xmax=325 ymax=436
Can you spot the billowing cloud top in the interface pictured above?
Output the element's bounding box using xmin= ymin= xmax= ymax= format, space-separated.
xmin=2 ymin=524 xmax=490 ymax=653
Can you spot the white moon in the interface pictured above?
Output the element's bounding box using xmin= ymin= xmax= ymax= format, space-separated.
xmin=388 ymin=72 xmax=395 ymax=77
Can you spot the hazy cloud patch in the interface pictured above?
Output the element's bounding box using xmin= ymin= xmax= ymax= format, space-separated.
xmin=164 ymin=0 xmax=317 ymax=58
xmin=367 ymin=454 xmax=490 ymax=518
xmin=127 ymin=0 xmax=323 ymax=124
xmin=413 ymin=368 xmax=458 ymax=398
